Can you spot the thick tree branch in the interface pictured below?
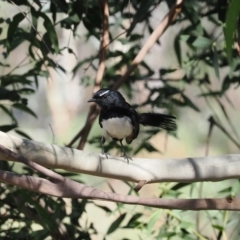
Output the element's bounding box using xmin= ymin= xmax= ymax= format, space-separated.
xmin=0 ymin=168 xmax=239 ymax=210
xmin=1 ymin=131 xmax=240 ymax=184
xmin=0 ymin=140 xmax=239 ymax=211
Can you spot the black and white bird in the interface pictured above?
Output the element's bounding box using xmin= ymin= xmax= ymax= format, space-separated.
xmin=88 ymin=88 xmax=176 ymax=161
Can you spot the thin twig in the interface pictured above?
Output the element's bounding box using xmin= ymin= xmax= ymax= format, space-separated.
xmin=5 ymin=55 xmax=29 ymax=76
xmin=113 ymin=0 xmax=183 ymax=90
xmin=134 ymin=180 xmax=147 ymax=192
xmin=83 ymin=30 xmax=127 ymax=73
xmin=77 ymin=0 xmax=110 ymax=150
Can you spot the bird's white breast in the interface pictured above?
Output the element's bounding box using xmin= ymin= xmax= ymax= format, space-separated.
xmin=102 ymin=116 xmax=133 ymax=140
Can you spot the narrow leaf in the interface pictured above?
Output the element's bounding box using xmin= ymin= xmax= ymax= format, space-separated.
xmin=224 ymin=0 xmax=240 ymax=63
xmin=0 ymin=104 xmax=17 ymax=122
xmin=13 ymin=103 xmax=37 ymax=118
xmin=15 ymin=129 xmax=32 ymax=140
xmin=192 ymin=36 xmax=212 ymax=48
xmin=107 ymin=213 xmax=126 ymax=234
xmin=213 ymin=45 xmax=220 ymax=80
xmin=0 ymin=124 xmax=17 ymax=132
xmin=7 ymin=13 xmax=25 ymax=51
xmin=123 ymin=213 xmax=142 ymax=228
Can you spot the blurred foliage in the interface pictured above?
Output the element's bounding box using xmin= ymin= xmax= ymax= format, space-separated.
xmin=0 ymin=0 xmax=240 ymax=239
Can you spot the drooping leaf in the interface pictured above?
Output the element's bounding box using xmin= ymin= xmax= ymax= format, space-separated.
xmin=127 ymin=0 xmax=156 ymax=36
xmin=213 ymin=45 xmax=220 ymax=79
xmin=18 ymin=88 xmax=35 ymax=95
xmin=0 ymin=124 xmax=17 ymax=132
xmin=107 ymin=213 xmax=126 ymax=235
xmin=13 ymin=103 xmax=38 ymax=118
xmin=224 ymin=0 xmax=240 ymax=63
xmin=0 ymin=104 xmax=17 ymax=122
xmin=0 ymin=87 xmax=21 ymax=101
xmin=172 ymin=183 xmax=191 ymax=191
xmin=192 ymin=36 xmax=212 ymax=48
xmin=33 ymin=9 xmax=59 ymax=53
xmin=94 ymin=204 xmax=112 ymax=213
xmin=123 ymin=213 xmax=142 ymax=228
xmin=134 ymin=141 xmax=159 ymax=155
xmin=6 ymin=13 xmax=25 ymax=52
xmin=15 ymin=129 xmax=32 ymax=140
xmin=147 ymin=210 xmax=162 ymax=234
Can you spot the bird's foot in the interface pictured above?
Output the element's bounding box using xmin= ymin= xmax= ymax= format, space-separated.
xmin=101 ymin=150 xmax=109 ymax=159
xmin=121 ymin=152 xmax=132 ymax=163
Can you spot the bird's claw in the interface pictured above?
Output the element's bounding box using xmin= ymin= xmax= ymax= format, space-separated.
xmin=101 ymin=150 xmax=109 ymax=159
xmin=121 ymin=153 xmax=132 ymax=163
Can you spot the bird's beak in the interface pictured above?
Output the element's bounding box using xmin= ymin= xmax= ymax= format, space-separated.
xmin=87 ymin=98 xmax=96 ymax=103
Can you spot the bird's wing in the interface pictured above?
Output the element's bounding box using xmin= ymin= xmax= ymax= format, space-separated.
xmin=125 ymin=105 xmax=139 ymax=144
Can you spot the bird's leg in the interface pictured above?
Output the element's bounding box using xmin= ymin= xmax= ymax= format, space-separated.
xmin=119 ymin=139 xmax=132 ymax=163
xmin=101 ymin=136 xmax=109 ymax=158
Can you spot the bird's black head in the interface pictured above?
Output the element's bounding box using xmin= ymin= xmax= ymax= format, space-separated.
xmin=88 ymin=88 xmax=126 ymax=109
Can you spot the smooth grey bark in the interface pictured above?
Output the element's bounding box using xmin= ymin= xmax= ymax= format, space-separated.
xmin=0 ymin=131 xmax=239 ymax=184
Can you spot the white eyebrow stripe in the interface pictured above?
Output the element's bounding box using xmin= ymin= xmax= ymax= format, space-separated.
xmin=100 ymin=90 xmax=109 ymax=96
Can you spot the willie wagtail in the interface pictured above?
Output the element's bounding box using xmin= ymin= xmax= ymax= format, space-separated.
xmin=88 ymin=88 xmax=176 ymax=161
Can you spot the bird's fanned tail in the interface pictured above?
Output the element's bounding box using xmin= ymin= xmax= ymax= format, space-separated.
xmin=139 ymin=113 xmax=177 ymax=131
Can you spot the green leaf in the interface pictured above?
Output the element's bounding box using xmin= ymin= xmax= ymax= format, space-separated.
xmin=123 ymin=213 xmax=142 ymax=228
xmin=21 ymin=191 xmax=57 ymax=232
xmin=107 ymin=213 xmax=126 ymax=235
xmin=18 ymin=88 xmax=35 ymax=95
xmin=213 ymin=45 xmax=220 ymax=79
xmin=181 ymin=94 xmax=200 ymax=112
xmin=1 ymin=75 xmax=32 ymax=87
xmin=0 ymin=124 xmax=17 ymax=132
xmin=7 ymin=13 xmax=25 ymax=51
xmin=174 ymin=36 xmax=182 ymax=65
xmin=13 ymin=103 xmax=37 ymax=118
xmin=147 ymin=210 xmax=161 ymax=234
xmin=0 ymin=104 xmax=17 ymax=122
xmin=172 ymin=183 xmax=191 ymax=191
xmin=0 ymin=62 xmax=10 ymax=67
xmin=72 ymin=56 xmax=93 ymax=78
xmin=192 ymin=36 xmax=212 ymax=48
xmin=160 ymin=68 xmax=177 ymax=76
xmin=37 ymin=11 xmax=59 ymax=53
xmin=60 ymin=14 xmax=80 ymax=29
xmin=224 ymin=0 xmax=240 ymax=63
xmin=0 ymin=87 xmax=20 ymax=101
xmin=180 ymin=35 xmax=212 ymax=48
xmin=218 ymin=187 xmax=232 ymax=193
xmin=198 ymin=91 xmax=222 ymax=97
xmin=134 ymin=141 xmax=159 ymax=155
xmin=94 ymin=204 xmax=112 ymax=213
xmin=212 ymin=224 xmax=224 ymax=231
xmin=127 ymin=0 xmax=155 ymax=36
xmin=15 ymin=129 xmax=32 ymax=140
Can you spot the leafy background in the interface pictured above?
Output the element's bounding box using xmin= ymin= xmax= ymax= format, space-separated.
xmin=0 ymin=0 xmax=240 ymax=239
